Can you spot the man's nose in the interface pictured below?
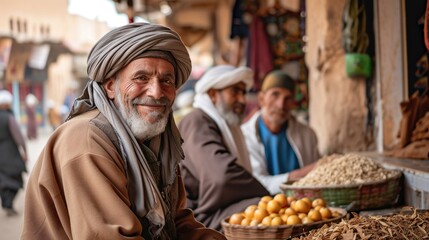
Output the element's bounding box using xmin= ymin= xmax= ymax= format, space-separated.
xmin=146 ymin=79 xmax=164 ymax=99
xmin=237 ymin=93 xmax=246 ymax=104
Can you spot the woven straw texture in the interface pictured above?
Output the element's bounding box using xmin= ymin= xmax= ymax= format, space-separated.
xmin=221 ymin=208 xmax=346 ymax=240
xmin=280 ymin=171 xmax=402 ymax=211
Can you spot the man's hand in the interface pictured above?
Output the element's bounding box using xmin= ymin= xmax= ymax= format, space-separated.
xmin=288 ymin=162 xmax=317 ymax=181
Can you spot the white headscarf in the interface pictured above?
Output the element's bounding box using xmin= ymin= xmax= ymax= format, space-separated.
xmin=0 ymin=90 xmax=13 ymax=105
xmin=193 ymin=65 xmax=254 ymax=172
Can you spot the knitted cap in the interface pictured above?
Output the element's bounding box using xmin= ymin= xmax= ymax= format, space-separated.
xmin=261 ymin=70 xmax=295 ymax=92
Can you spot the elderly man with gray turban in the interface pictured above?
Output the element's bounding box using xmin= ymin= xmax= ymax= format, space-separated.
xmin=178 ymin=65 xmax=270 ymax=231
xmin=22 ymin=23 xmax=225 ymax=240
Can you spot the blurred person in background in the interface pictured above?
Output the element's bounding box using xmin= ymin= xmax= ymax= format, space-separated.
xmin=178 ymin=65 xmax=270 ymax=231
xmin=173 ymin=89 xmax=195 ymax=124
xmin=241 ymin=70 xmax=321 ymax=195
xmin=0 ymin=90 xmax=27 ymax=217
xmin=46 ymin=100 xmax=62 ymax=130
xmin=25 ymin=93 xmax=38 ymax=140
xmin=21 ymin=23 xmax=225 ymax=240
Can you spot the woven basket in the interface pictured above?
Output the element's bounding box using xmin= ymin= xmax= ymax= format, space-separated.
xmin=280 ymin=171 xmax=402 ymax=211
xmin=221 ymin=207 xmax=347 ymax=240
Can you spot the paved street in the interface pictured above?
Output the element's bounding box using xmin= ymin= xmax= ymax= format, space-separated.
xmin=0 ymin=128 xmax=51 ymax=240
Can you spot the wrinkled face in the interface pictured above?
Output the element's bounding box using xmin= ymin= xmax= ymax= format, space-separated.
xmin=104 ymin=57 xmax=176 ymax=140
xmin=259 ymin=87 xmax=295 ymax=127
xmin=209 ymin=82 xmax=247 ymax=126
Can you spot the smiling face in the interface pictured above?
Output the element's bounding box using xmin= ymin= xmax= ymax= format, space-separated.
xmin=104 ymin=57 xmax=176 ymax=140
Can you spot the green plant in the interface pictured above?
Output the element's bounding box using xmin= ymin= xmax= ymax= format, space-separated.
xmin=342 ymin=0 xmax=369 ymax=53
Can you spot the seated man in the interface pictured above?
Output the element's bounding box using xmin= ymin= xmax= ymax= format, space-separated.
xmin=179 ymin=65 xmax=270 ymax=231
xmin=241 ymin=70 xmax=321 ymax=195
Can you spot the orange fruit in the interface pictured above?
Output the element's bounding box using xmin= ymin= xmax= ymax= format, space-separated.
xmin=271 ymin=216 xmax=284 ymax=226
xmin=302 ymin=216 xmax=314 ymax=224
xmin=266 ymin=200 xmax=282 ymax=214
xmin=290 ymin=200 xmax=296 ymax=211
xmin=319 ymin=207 xmax=332 ymax=219
xmin=253 ymin=208 xmax=269 ymax=221
xmin=301 ymin=197 xmax=312 ymax=207
xmin=294 ymin=200 xmax=311 ymax=214
xmin=286 ymin=215 xmax=302 ymax=225
xmin=229 ymin=213 xmax=245 ymax=225
xmin=241 ymin=218 xmax=251 ymax=226
xmin=308 ymin=209 xmax=322 ymax=222
xmin=250 ymin=219 xmax=261 ymax=226
xmin=298 ymin=213 xmax=307 ymax=219
xmin=281 ymin=214 xmax=289 ymax=223
xmin=273 ymin=193 xmax=289 ymax=208
xmin=244 ymin=205 xmax=258 ymax=219
xmin=287 ymin=196 xmax=296 ymax=205
xmin=312 ymin=198 xmax=326 ymax=208
xmin=260 ymin=195 xmax=273 ymax=203
xmin=258 ymin=200 xmax=268 ymax=210
xmin=278 ymin=208 xmax=286 ymax=215
xmin=284 ymin=207 xmax=297 ymax=216
xmin=262 ymin=216 xmax=273 ymax=226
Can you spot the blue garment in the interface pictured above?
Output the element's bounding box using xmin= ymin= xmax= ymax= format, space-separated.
xmin=258 ymin=117 xmax=299 ymax=175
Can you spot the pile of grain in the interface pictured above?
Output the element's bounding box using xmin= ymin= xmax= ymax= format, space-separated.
xmin=292 ymin=154 xmax=400 ymax=186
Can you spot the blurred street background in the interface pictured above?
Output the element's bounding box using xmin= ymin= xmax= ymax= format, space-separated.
xmin=1 ymin=0 xmax=427 ymax=239
xmin=0 ymin=127 xmax=50 ymax=240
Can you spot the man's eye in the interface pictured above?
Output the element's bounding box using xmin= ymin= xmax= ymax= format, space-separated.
xmin=162 ymin=79 xmax=175 ymax=87
xmin=134 ymin=76 xmax=149 ymax=82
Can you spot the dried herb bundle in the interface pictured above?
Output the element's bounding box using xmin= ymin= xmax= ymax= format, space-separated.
xmin=293 ymin=207 xmax=429 ymax=240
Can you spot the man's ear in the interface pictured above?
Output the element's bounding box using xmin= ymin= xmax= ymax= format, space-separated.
xmin=103 ymin=77 xmax=116 ymax=100
xmin=257 ymin=91 xmax=265 ymax=105
xmin=207 ymin=89 xmax=217 ymax=104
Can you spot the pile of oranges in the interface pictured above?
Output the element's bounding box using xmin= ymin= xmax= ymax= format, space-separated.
xmin=228 ymin=194 xmax=342 ymax=227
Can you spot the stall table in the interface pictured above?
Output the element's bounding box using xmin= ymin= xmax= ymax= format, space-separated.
xmin=358 ymin=152 xmax=429 ymax=215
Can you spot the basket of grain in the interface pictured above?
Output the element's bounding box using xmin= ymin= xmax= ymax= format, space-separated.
xmin=280 ymin=154 xmax=402 ymax=211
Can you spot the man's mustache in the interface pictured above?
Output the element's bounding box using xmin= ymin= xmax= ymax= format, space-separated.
xmin=132 ymin=97 xmax=170 ymax=106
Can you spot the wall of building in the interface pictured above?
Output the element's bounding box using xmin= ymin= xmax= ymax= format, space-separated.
xmin=306 ymin=0 xmax=405 ymax=155
xmin=374 ymin=0 xmax=405 ymax=151
xmin=306 ymin=0 xmax=368 ymax=155
xmin=0 ymin=0 xmax=112 ymax=124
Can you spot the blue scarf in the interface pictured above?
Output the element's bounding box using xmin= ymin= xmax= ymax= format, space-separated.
xmin=258 ymin=117 xmax=299 ymax=175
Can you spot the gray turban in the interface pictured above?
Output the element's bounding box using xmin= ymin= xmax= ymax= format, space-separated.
xmin=87 ymin=22 xmax=191 ymax=89
xmin=67 ymin=23 xmax=192 ymax=236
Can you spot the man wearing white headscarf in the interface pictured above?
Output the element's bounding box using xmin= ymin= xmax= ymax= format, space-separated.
xmin=22 ymin=23 xmax=225 ymax=240
xmin=178 ymin=65 xmax=269 ymax=231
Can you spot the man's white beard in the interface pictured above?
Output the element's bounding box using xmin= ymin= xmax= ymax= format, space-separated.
xmin=215 ymin=102 xmax=243 ymax=126
xmin=115 ymin=90 xmax=169 ymax=141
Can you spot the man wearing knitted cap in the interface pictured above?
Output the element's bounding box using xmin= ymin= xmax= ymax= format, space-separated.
xmin=178 ymin=65 xmax=270 ymax=231
xmin=22 ymin=23 xmax=225 ymax=240
xmin=241 ymin=70 xmax=321 ymax=195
